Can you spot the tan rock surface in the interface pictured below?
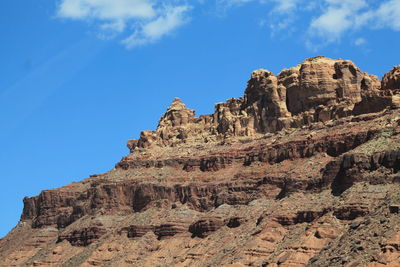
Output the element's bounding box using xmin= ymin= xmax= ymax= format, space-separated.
xmin=382 ymin=66 xmax=400 ymax=90
xmin=1 ymin=57 xmax=400 ymax=266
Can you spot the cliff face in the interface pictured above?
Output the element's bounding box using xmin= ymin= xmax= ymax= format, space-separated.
xmin=1 ymin=57 xmax=400 ymax=267
xmin=126 ymin=56 xmax=394 ymax=151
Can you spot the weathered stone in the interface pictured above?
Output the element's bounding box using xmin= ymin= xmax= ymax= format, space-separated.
xmin=3 ymin=57 xmax=400 ymax=267
xmin=382 ymin=66 xmax=400 ymax=90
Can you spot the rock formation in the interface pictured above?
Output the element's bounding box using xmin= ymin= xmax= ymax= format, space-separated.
xmin=127 ymin=56 xmax=395 ymax=150
xmin=2 ymin=56 xmax=400 ymax=267
xmin=382 ymin=66 xmax=400 ymax=90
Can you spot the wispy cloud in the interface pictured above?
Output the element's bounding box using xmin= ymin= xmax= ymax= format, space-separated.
xmin=122 ymin=5 xmax=190 ymax=48
xmin=307 ymin=0 xmax=400 ymax=47
xmin=354 ymin=37 xmax=366 ymax=46
xmin=216 ymin=0 xmax=299 ymax=13
xmin=216 ymin=0 xmax=301 ymax=34
xmin=57 ymin=0 xmax=156 ymax=20
xmin=218 ymin=0 xmax=400 ymax=49
xmin=359 ymin=0 xmax=400 ymax=31
xmin=309 ymin=0 xmax=368 ymax=43
xmin=56 ymin=0 xmax=400 ymax=50
xmin=271 ymin=0 xmax=299 ymax=13
xmin=57 ymin=0 xmax=191 ymax=49
xmin=216 ymin=0 xmax=255 ymax=9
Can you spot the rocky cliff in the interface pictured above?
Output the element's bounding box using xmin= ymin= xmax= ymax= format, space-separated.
xmin=1 ymin=56 xmax=400 ymax=267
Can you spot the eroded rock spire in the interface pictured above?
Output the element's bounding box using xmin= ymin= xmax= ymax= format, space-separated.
xmin=157 ymin=97 xmax=196 ymax=129
xmin=128 ymin=56 xmax=400 ymax=150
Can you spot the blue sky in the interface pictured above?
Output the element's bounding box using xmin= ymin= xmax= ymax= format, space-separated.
xmin=1 ymin=0 xmax=400 ymax=237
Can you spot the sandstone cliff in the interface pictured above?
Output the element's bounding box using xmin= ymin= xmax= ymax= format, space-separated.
xmin=1 ymin=57 xmax=400 ymax=267
xmin=126 ymin=56 xmax=395 ymax=151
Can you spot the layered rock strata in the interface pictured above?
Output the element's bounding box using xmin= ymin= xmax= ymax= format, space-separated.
xmin=128 ymin=57 xmax=398 ymax=150
xmin=1 ymin=57 xmax=400 ymax=267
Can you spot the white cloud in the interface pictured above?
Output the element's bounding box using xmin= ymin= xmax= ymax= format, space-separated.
xmin=215 ymin=0 xmax=256 ymax=15
xmin=309 ymin=0 xmax=367 ymax=42
xmin=354 ymin=37 xmax=366 ymax=46
xmin=57 ymin=0 xmax=191 ymax=49
xmin=216 ymin=0 xmax=255 ymax=8
xmin=122 ymin=5 xmax=190 ymax=48
xmin=57 ymin=0 xmax=156 ymax=20
xmin=217 ymin=0 xmax=300 ymax=12
xmin=56 ymin=0 xmax=400 ymax=49
xmin=368 ymin=0 xmax=400 ymax=31
xmin=217 ymin=0 xmax=400 ymax=48
xmin=100 ymin=20 xmax=126 ymax=33
xmin=215 ymin=0 xmax=400 ymax=48
xmin=271 ymin=0 xmax=299 ymax=13
xmin=217 ymin=0 xmax=301 ymax=33
xmin=308 ymin=0 xmax=400 ymax=45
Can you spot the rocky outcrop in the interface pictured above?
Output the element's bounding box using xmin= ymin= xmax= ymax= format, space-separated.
xmin=273 ymin=209 xmax=329 ymax=226
xmin=20 ymin=114 xmax=397 ymax=233
xmin=129 ymin=57 xmax=399 ymax=150
xmin=118 ymin=128 xmax=378 ymax=171
xmin=382 ymin=66 xmax=400 ymax=90
xmin=154 ymin=221 xmax=191 ymax=239
xmin=322 ymin=149 xmax=400 ymax=195
xmin=128 ymin=98 xmax=201 ymax=150
xmin=240 ymin=69 xmax=291 ymax=133
xmin=57 ymin=226 xmax=107 ymax=246
xmin=120 ymin=225 xmax=155 ymax=238
xmin=280 ymin=57 xmax=375 ymax=114
xmin=22 ymin=190 xmax=83 ymax=228
xmin=2 ymin=57 xmax=400 ymax=267
xmin=189 ymin=217 xmax=225 ymax=238
xmin=333 ymin=205 xmax=370 ymax=220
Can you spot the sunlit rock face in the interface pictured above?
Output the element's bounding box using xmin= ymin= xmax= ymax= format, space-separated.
xmin=382 ymin=65 xmax=400 ymax=90
xmin=129 ymin=57 xmax=393 ymax=150
xmin=2 ymin=57 xmax=400 ymax=267
xmin=279 ymin=56 xmax=378 ymax=114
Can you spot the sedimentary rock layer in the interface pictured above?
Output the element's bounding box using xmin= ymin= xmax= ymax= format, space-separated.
xmin=1 ymin=57 xmax=400 ymax=267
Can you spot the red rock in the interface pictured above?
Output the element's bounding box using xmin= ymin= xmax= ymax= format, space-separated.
xmin=333 ymin=205 xmax=370 ymax=220
xmin=57 ymin=227 xmax=107 ymax=246
xmin=189 ymin=217 xmax=225 ymax=238
xmin=120 ymin=225 xmax=155 ymax=238
xmin=2 ymin=57 xmax=400 ymax=266
xmin=279 ymin=56 xmax=374 ymax=114
xmin=382 ymin=66 xmax=400 ymax=90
